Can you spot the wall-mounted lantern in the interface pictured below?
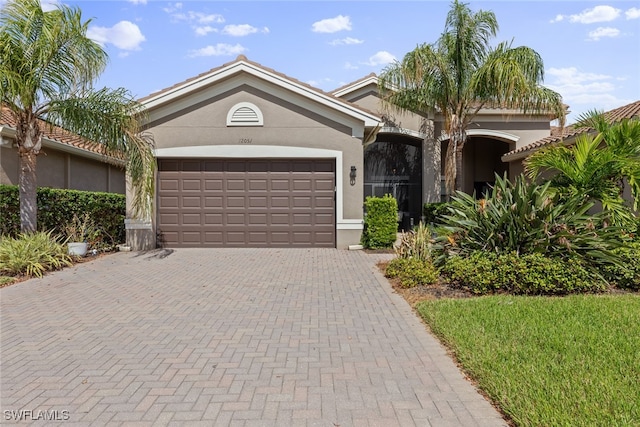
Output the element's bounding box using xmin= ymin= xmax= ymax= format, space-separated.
xmin=350 ymin=166 xmax=357 ymax=185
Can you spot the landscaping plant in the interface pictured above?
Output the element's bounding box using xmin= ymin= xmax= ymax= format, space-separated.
xmin=385 ymin=257 xmax=439 ymax=288
xmin=433 ymin=173 xmax=624 ymax=271
xmin=0 ymin=231 xmax=72 ymax=278
xmin=361 ymin=194 xmax=398 ymax=249
xmin=441 ymin=251 xmax=603 ymax=295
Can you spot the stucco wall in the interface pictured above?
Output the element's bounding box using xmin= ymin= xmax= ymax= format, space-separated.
xmin=0 ymin=144 xmax=125 ymax=193
xmin=144 ymin=79 xmax=370 ymax=248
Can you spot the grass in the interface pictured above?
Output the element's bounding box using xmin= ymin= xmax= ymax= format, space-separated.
xmin=416 ymin=294 xmax=640 ymax=427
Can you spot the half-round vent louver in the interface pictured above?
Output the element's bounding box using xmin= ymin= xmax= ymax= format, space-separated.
xmin=226 ymin=102 xmax=264 ymax=126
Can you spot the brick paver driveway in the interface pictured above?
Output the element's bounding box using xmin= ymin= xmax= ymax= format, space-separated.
xmin=1 ymin=248 xmax=506 ymax=426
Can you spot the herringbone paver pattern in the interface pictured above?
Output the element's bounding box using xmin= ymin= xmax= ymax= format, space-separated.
xmin=0 ymin=248 xmax=506 ymax=426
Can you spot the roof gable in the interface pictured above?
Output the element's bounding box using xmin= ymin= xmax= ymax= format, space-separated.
xmin=140 ymin=55 xmax=381 ymax=128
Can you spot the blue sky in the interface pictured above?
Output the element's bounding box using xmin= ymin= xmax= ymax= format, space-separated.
xmin=8 ymin=0 xmax=640 ymax=123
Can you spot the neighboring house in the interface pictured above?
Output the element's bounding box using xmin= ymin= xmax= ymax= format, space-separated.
xmin=502 ymin=100 xmax=640 ymax=171
xmin=127 ymin=55 xmax=564 ymax=250
xmin=0 ymin=105 xmax=126 ymax=193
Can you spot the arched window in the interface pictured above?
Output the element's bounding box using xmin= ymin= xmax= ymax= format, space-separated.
xmin=226 ymin=102 xmax=264 ymax=127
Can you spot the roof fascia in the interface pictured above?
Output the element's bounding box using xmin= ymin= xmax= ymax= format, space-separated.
xmin=332 ymin=76 xmax=379 ymax=98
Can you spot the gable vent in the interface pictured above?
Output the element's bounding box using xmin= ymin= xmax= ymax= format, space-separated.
xmin=227 ymin=102 xmax=264 ymax=127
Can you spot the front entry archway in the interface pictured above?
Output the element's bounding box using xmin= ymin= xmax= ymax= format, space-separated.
xmin=364 ymin=133 xmax=422 ymax=231
xmin=440 ymin=136 xmax=512 ymax=197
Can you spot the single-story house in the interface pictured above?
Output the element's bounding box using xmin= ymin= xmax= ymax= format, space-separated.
xmin=0 ymin=105 xmax=126 ymax=193
xmin=4 ymin=56 xmax=633 ymax=251
xmin=125 ymin=55 xmax=566 ymax=250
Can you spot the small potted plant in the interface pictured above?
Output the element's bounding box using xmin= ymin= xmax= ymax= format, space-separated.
xmin=64 ymin=213 xmax=96 ymax=257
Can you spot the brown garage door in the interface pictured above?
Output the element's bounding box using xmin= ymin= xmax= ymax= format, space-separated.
xmin=157 ymin=159 xmax=335 ymax=247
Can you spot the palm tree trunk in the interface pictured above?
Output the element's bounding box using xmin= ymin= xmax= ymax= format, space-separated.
xmin=455 ymin=141 xmax=465 ymax=192
xmin=18 ymin=149 xmax=38 ymax=233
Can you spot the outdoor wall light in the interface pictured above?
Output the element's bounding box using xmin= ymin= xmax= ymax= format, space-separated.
xmin=350 ymin=166 xmax=357 ymax=185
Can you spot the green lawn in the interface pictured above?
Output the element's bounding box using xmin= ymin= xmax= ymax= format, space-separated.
xmin=416 ymin=294 xmax=640 ymax=427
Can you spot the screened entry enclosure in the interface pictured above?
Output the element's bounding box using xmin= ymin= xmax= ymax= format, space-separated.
xmin=364 ymin=138 xmax=422 ymax=231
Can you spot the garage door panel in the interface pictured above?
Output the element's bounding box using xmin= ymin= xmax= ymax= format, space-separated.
xmin=205 ymin=196 xmax=223 ymax=207
xmin=293 ymin=197 xmax=311 ymax=208
xmin=227 ymin=196 xmax=246 ymax=208
xmin=270 ymin=180 xmax=290 ymax=191
xmin=271 ymin=197 xmax=290 ymax=208
xmin=182 ymin=197 xmax=201 ymax=208
xmin=226 ymin=179 xmax=245 ymax=191
xmin=159 ymin=178 xmax=179 ymax=191
xmin=204 ymin=179 xmax=223 ymax=191
xmin=315 ymin=179 xmax=334 ymax=191
xmin=159 ymin=196 xmax=179 ymax=208
xmin=315 ymin=196 xmax=334 ymax=208
xmin=249 ymin=196 xmax=267 ymax=208
xmin=205 ymin=213 xmax=223 ymax=225
xmin=181 ymin=179 xmax=201 ymax=191
xmin=249 ymin=179 xmax=268 ymax=191
xmin=157 ymin=158 xmax=335 ymax=247
xmin=182 ymin=213 xmax=201 ymax=225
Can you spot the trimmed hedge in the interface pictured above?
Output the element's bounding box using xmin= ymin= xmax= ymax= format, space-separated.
xmin=385 ymin=257 xmax=439 ymax=288
xmin=361 ymin=194 xmax=398 ymax=249
xmin=441 ymin=251 xmax=605 ymax=295
xmin=0 ymin=185 xmax=126 ymax=245
xmin=603 ymin=241 xmax=640 ymax=290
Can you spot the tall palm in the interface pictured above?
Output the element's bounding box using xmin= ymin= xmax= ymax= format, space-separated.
xmin=0 ymin=0 xmax=154 ymax=233
xmin=378 ymin=0 xmax=565 ymax=195
xmin=525 ymin=112 xmax=640 ymax=225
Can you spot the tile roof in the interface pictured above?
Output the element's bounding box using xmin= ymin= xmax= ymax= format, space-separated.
xmin=139 ymin=55 xmax=382 ymax=120
xmin=503 ymin=100 xmax=640 ymax=159
xmin=1 ymin=105 xmax=124 ymax=162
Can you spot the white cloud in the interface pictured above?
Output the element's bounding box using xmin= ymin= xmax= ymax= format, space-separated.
xmin=128 ymin=0 xmax=147 ymax=5
xmin=41 ymin=0 xmax=59 ymax=12
xmin=363 ymin=51 xmax=396 ymax=67
xmin=344 ymin=62 xmax=358 ymax=70
xmin=587 ymin=26 xmax=620 ymax=41
xmin=222 ymin=24 xmax=269 ymax=37
xmin=550 ymin=14 xmax=564 ymax=23
xmin=545 ymin=67 xmax=631 ymax=121
xmin=87 ymin=21 xmax=146 ymax=51
xmin=188 ymin=43 xmax=246 ymax=58
xmin=312 ymin=15 xmax=352 ymax=33
xmin=195 ymin=26 xmax=216 ymax=36
xmin=330 ymin=37 xmax=364 ymax=46
xmin=569 ymin=5 xmax=621 ymax=24
xmin=626 ymin=7 xmax=640 ymax=20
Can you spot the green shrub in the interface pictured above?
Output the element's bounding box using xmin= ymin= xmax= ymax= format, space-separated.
xmin=395 ymin=222 xmax=433 ymax=261
xmin=602 ymin=241 xmax=640 ymax=290
xmin=423 ymin=202 xmax=450 ymax=225
xmin=433 ymin=174 xmax=624 ymax=270
xmin=441 ymin=251 xmax=605 ymax=295
xmin=0 ymin=232 xmax=72 ymax=278
xmin=385 ymin=257 xmax=439 ymax=288
xmin=0 ymin=185 xmax=125 ymax=247
xmin=361 ymin=194 xmax=398 ymax=249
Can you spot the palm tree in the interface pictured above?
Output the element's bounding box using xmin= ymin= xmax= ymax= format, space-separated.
xmin=525 ymin=111 xmax=640 ymax=226
xmin=0 ymin=0 xmax=154 ymax=233
xmin=378 ymin=0 xmax=565 ymax=196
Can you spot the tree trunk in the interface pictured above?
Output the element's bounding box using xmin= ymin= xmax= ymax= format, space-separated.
xmin=454 ymin=141 xmax=465 ymax=193
xmin=18 ymin=149 xmax=38 ymax=233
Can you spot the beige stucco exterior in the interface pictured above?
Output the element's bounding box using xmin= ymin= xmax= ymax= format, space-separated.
xmin=0 ymin=143 xmax=125 ymax=193
xmin=129 ymin=57 xmax=382 ymax=250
